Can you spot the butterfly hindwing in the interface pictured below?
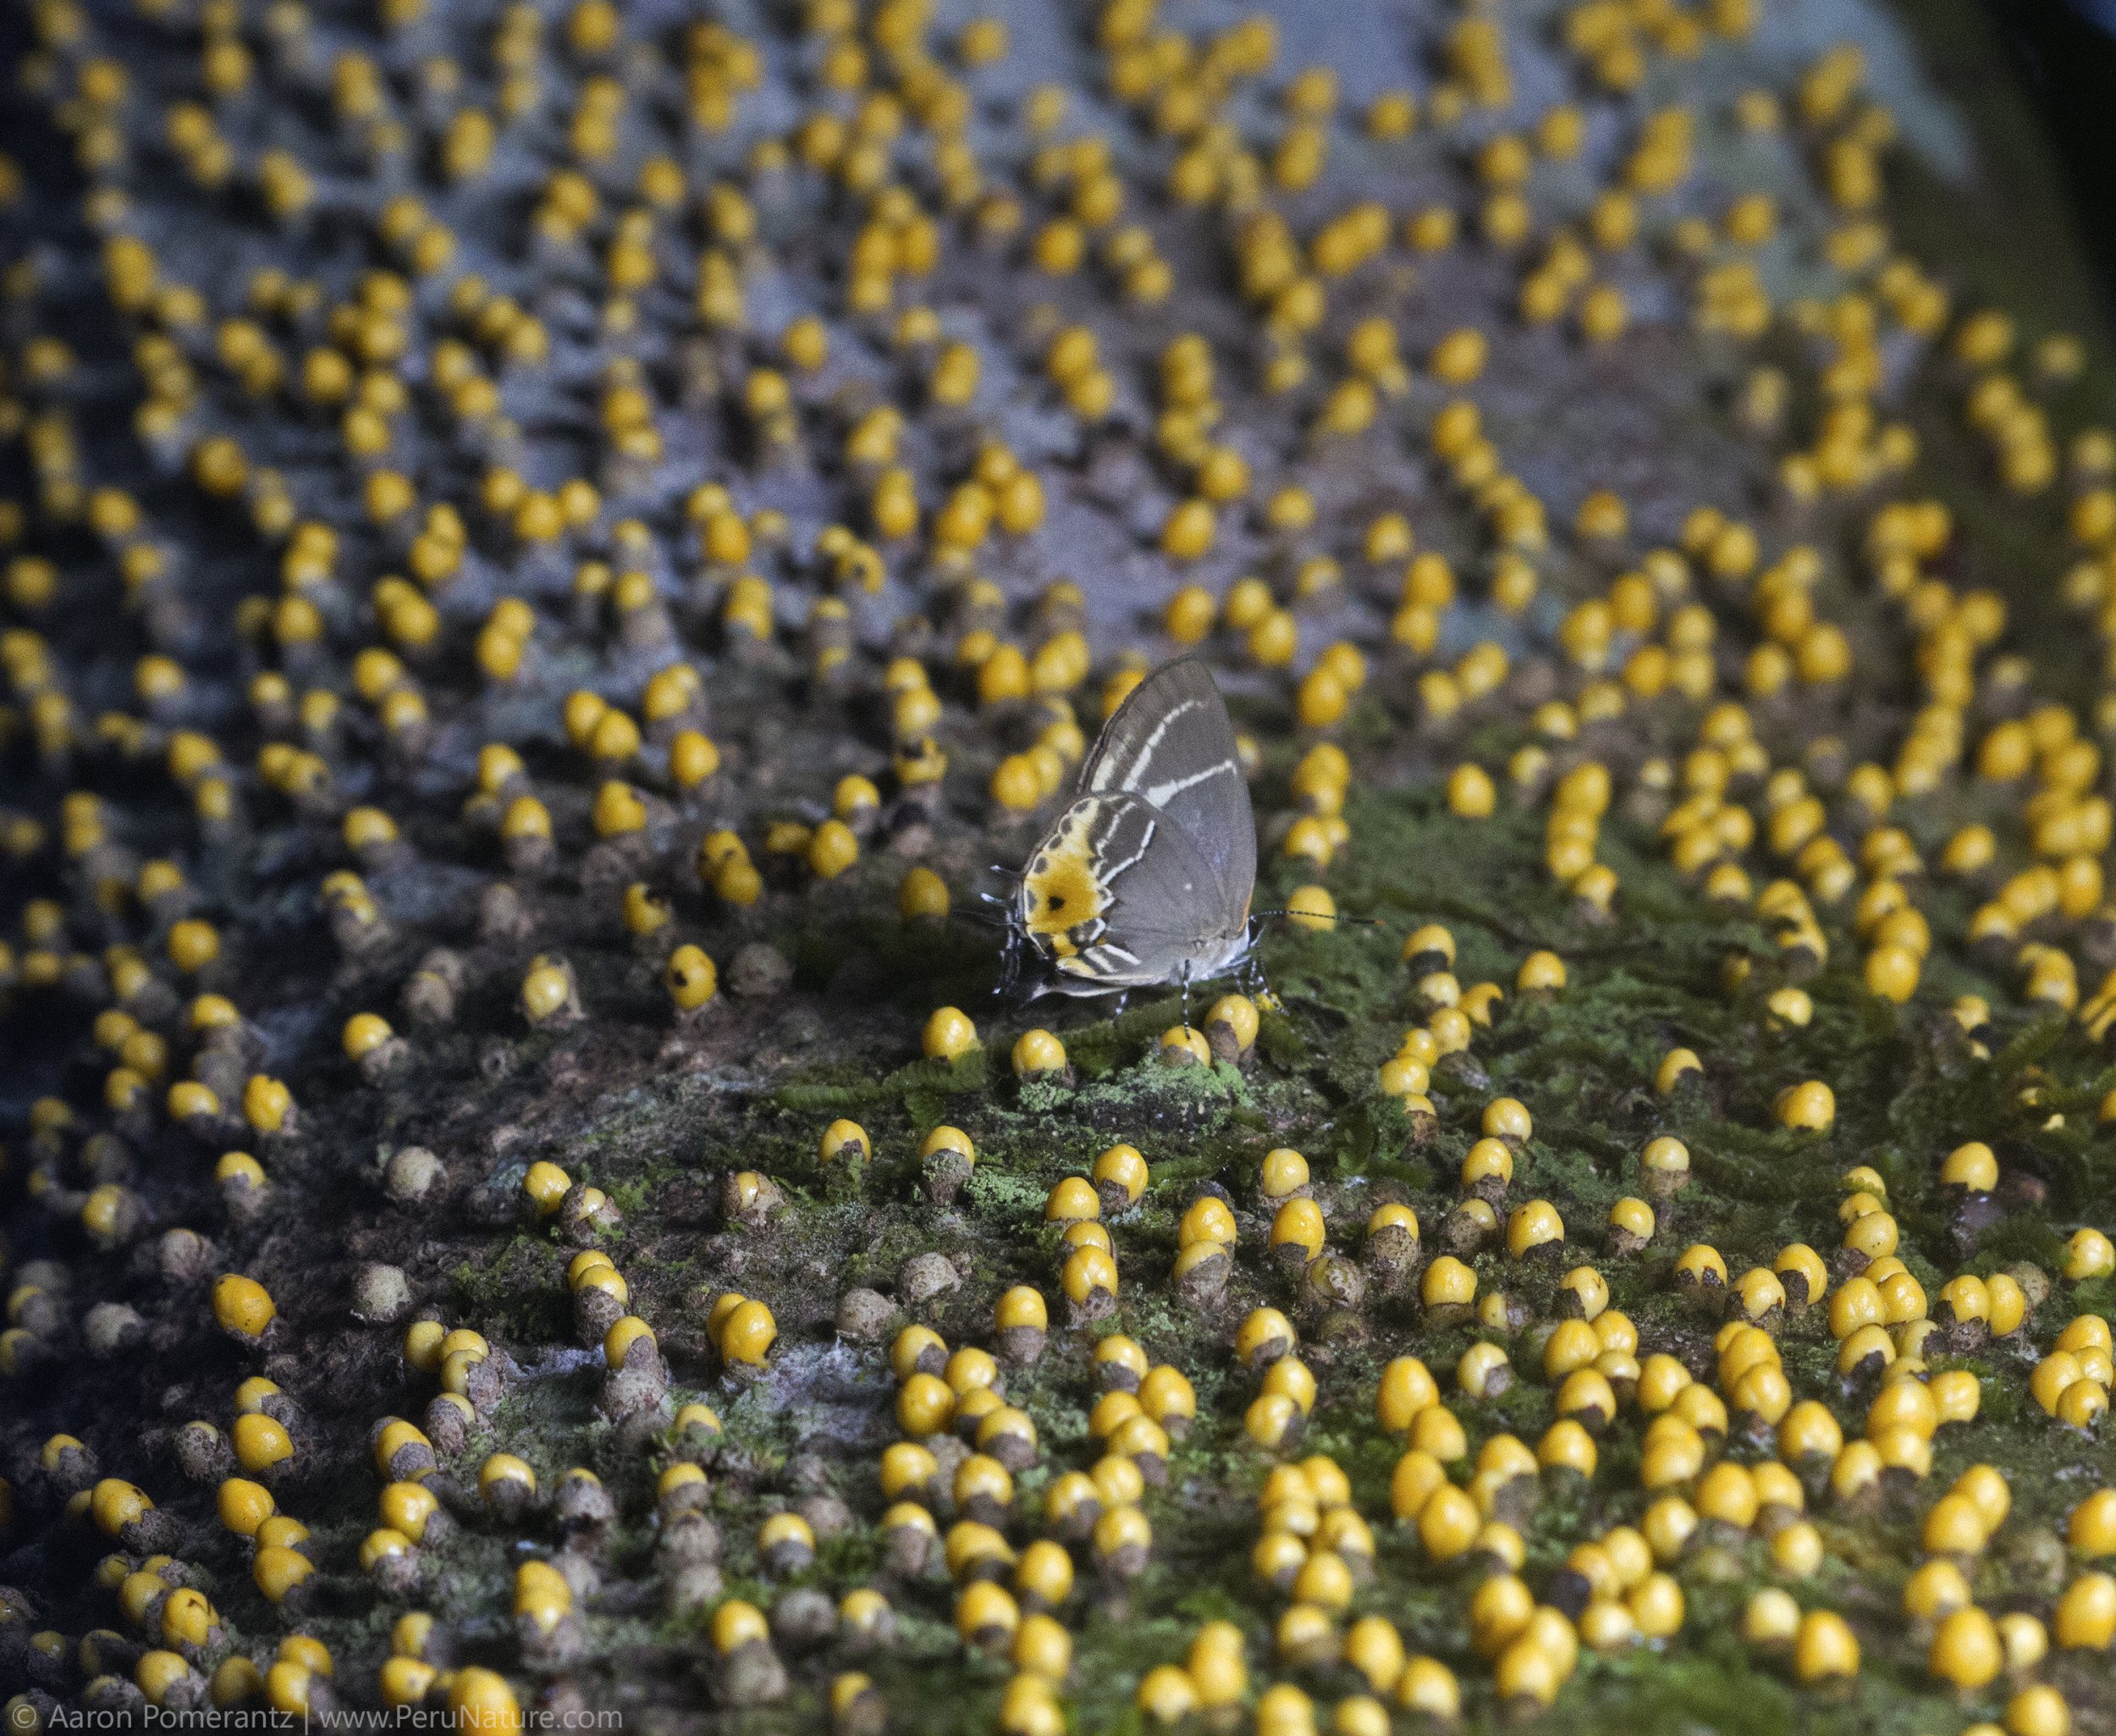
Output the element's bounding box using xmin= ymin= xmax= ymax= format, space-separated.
xmin=1017 ymin=792 xmax=1244 ymax=989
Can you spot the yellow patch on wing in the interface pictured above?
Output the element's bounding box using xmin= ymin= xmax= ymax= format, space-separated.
xmin=1022 ymin=804 xmax=1110 ymax=959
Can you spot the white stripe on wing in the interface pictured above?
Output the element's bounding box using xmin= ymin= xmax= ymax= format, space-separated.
xmin=1087 ymin=697 xmax=1207 ymax=793
xmin=1096 ymin=815 xmax=1157 ymax=884
xmin=1142 ymin=757 xmax=1238 ymax=810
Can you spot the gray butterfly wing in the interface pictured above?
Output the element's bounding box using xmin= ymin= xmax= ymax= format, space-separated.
xmin=1080 ymin=659 xmax=1256 ymax=919
xmin=1022 ymin=792 xmax=1248 ymax=989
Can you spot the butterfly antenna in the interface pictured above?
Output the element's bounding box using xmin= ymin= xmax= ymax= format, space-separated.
xmin=1249 ymin=909 xmax=1385 ymax=928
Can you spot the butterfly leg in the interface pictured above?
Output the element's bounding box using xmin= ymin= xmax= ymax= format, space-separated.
xmin=1243 ymin=950 xmax=1274 ymax=1006
xmin=1180 ymin=961 xmax=1193 ymax=1030
xmin=994 ymin=923 xmax=1017 ymax=997
xmin=1107 ymin=990 xmax=1129 ymax=1022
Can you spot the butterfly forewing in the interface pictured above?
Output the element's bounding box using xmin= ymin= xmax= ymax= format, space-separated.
xmin=1081 ymin=659 xmax=1256 ymax=918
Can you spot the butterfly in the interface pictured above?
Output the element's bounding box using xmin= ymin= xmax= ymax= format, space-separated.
xmin=1000 ymin=659 xmax=1259 ymax=1007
